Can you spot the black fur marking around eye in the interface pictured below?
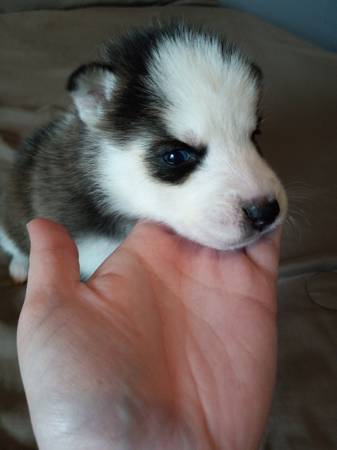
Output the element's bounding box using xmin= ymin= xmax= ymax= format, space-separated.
xmin=145 ymin=139 xmax=207 ymax=184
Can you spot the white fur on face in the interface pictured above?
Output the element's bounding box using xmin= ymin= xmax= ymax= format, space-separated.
xmin=150 ymin=35 xmax=258 ymax=144
xmin=97 ymin=36 xmax=287 ymax=250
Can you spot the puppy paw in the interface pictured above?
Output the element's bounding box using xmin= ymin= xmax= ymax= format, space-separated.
xmin=9 ymin=257 xmax=28 ymax=284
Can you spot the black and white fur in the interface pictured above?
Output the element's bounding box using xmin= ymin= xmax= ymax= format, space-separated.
xmin=0 ymin=23 xmax=287 ymax=282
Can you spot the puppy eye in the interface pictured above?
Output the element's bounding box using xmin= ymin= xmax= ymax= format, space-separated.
xmin=250 ymin=127 xmax=261 ymax=143
xmin=250 ymin=128 xmax=264 ymax=157
xmin=163 ymin=149 xmax=195 ymax=166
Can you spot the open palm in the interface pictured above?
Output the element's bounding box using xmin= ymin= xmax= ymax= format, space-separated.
xmin=18 ymin=219 xmax=281 ymax=450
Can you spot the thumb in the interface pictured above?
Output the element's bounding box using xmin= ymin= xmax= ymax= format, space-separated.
xmin=26 ymin=218 xmax=80 ymax=294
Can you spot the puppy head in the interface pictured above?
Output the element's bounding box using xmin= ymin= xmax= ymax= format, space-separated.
xmin=68 ymin=24 xmax=287 ymax=250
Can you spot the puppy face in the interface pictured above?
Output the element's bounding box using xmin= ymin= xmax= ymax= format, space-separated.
xmin=69 ymin=25 xmax=287 ymax=250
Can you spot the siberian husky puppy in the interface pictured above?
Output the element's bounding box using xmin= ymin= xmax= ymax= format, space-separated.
xmin=0 ymin=23 xmax=287 ymax=282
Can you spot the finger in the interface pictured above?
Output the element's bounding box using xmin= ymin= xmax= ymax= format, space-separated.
xmin=245 ymin=226 xmax=282 ymax=275
xmin=26 ymin=218 xmax=80 ymax=292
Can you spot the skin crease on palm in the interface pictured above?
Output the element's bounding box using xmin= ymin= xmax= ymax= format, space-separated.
xmin=17 ymin=218 xmax=281 ymax=450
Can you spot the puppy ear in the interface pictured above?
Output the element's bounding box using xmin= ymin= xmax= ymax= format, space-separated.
xmin=67 ymin=63 xmax=116 ymax=127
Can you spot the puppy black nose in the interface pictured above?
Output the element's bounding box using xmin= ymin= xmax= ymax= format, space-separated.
xmin=243 ymin=198 xmax=280 ymax=231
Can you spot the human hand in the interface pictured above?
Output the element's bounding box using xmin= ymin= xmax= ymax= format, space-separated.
xmin=18 ymin=219 xmax=281 ymax=450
